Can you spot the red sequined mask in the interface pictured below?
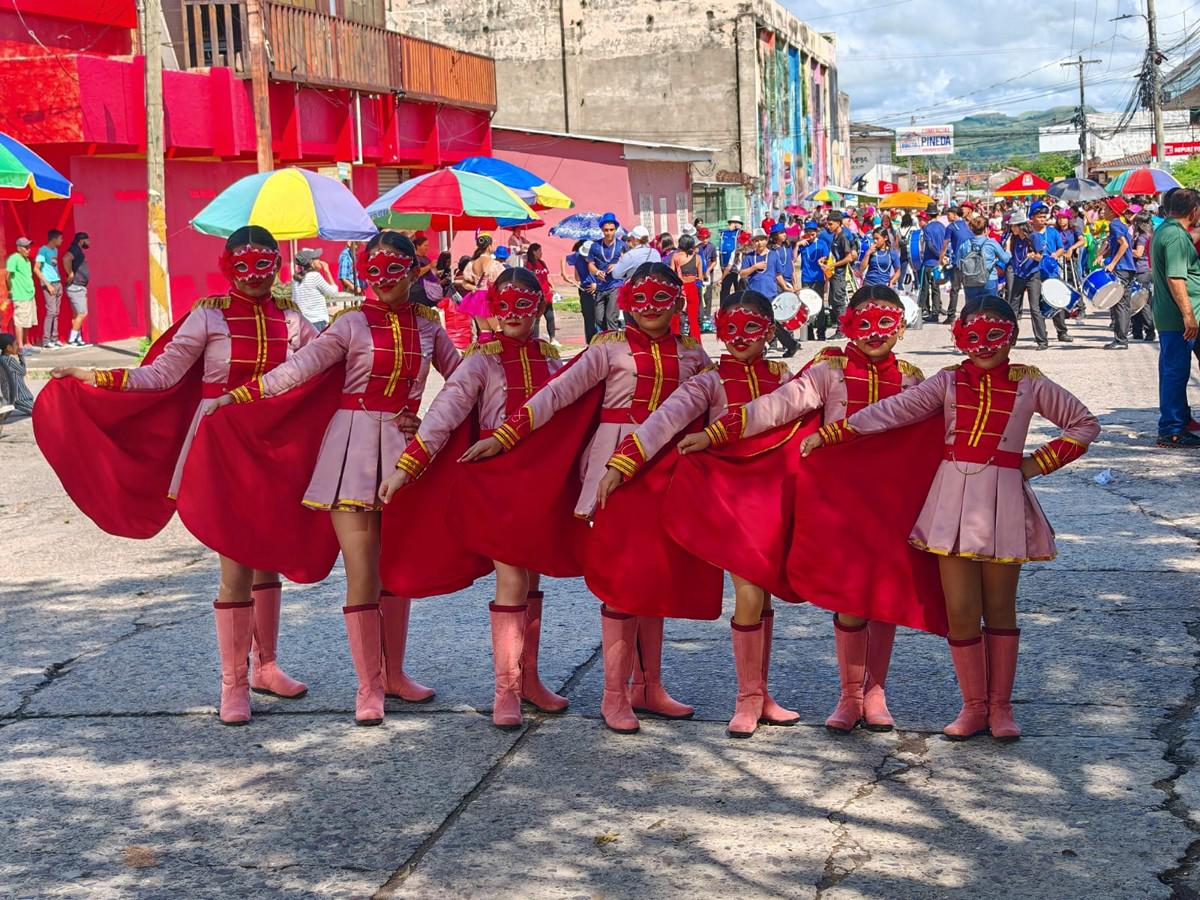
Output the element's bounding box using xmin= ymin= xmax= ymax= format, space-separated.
xmin=952 ymin=314 xmax=1015 ymax=353
xmin=715 ymin=307 xmax=773 ymax=351
xmin=839 ymin=301 xmax=905 ymax=341
xmin=619 ymin=275 xmax=680 ymax=314
xmin=489 ymin=281 xmax=542 ymax=320
xmin=358 ymin=249 xmax=413 ymax=289
xmin=220 ymin=246 xmax=280 ymax=286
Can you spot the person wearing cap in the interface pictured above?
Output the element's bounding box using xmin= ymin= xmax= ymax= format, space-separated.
xmin=612 ymin=224 xmax=662 ymax=282
xmin=59 ymin=232 xmax=91 ymax=347
xmin=823 ymin=211 xmax=859 ymax=334
xmin=739 ymin=229 xmax=775 ymax=300
xmin=587 ymin=212 xmax=626 ymax=335
xmin=5 ymin=237 xmax=36 ymax=354
xmin=494 ymin=245 xmax=512 ymax=268
xmin=1029 ymin=203 xmax=1073 ymax=344
xmin=1150 ymin=187 xmax=1200 ymax=447
xmin=34 ymin=229 xmax=63 ymax=348
xmin=719 ymin=215 xmax=744 ymax=272
xmin=1007 ymin=209 xmax=1054 ymax=350
xmin=291 ymin=248 xmax=338 ymax=331
xmin=917 ymin=209 xmax=948 ymax=323
xmin=1102 ymin=197 xmax=1136 ymax=350
xmin=696 ymin=226 xmax=718 ymax=321
xmin=765 ymin=222 xmax=800 ymax=356
xmin=943 ymin=207 xmax=973 ymax=322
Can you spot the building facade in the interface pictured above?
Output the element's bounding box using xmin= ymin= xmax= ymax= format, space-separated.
xmin=388 ymin=0 xmax=849 ymax=225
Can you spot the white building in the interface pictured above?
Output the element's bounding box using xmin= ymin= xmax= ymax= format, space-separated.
xmin=1039 ymin=110 xmax=1200 ymax=165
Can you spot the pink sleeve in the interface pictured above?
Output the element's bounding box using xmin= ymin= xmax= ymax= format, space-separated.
xmin=412 ymin=354 xmax=488 ymax=459
xmin=432 ymin=324 xmax=462 ymax=377
xmin=741 ymin=366 xmax=827 ymax=438
xmin=845 ymin=368 xmax=952 ymax=435
xmin=628 ymin=371 xmax=715 ymax=461
xmin=257 ymin=313 xmax=351 ymax=397
xmin=124 ymin=309 xmax=209 ymax=391
xmin=1034 ymin=377 xmax=1101 ymax=446
xmin=523 ymin=343 xmax=608 ymax=432
xmin=292 ymin=313 xmax=319 ymax=349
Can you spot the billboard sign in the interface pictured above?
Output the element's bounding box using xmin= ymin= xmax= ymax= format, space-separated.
xmin=896 ymin=125 xmax=954 ymax=157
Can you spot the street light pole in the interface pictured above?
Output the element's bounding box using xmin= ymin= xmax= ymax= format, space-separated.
xmin=1147 ymin=0 xmax=1166 ymax=165
xmin=1061 ymin=56 xmax=1101 ymax=177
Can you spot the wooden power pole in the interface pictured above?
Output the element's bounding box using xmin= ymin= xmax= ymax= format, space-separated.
xmin=140 ymin=0 xmax=171 ymax=339
xmin=1061 ymin=56 xmax=1100 ymax=177
xmin=1147 ymin=0 xmax=1167 ymax=165
xmin=246 ymin=0 xmax=274 ymax=173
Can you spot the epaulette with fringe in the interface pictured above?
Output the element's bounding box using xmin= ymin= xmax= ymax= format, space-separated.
xmin=463 ymin=339 xmax=503 ymax=358
xmin=329 ymin=304 xmax=362 ymax=324
xmin=680 ymin=335 xmax=702 ymax=350
xmin=810 ymin=347 xmax=847 ymax=369
xmin=193 ymin=294 xmax=231 ymax=310
xmin=537 ymin=339 xmax=560 ymax=360
xmin=590 ymin=330 xmax=627 ymax=345
xmin=272 ymin=294 xmax=299 ymax=312
xmin=1008 ymin=364 xmax=1043 ymax=382
xmin=897 ymin=359 xmax=924 ymax=380
xmin=767 ymin=359 xmax=790 ymax=377
xmin=941 ymin=363 xmax=961 ymax=372
xmin=413 ymin=303 xmax=442 ymax=323
xmin=698 ymin=363 xmax=719 ymax=374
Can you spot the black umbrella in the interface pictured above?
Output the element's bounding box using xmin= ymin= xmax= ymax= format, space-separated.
xmin=1047 ymin=177 xmax=1108 ymax=202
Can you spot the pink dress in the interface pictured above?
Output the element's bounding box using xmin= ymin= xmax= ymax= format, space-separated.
xmin=105 ymin=297 xmax=316 ymax=497
xmin=458 ymin=258 xmax=503 ymax=317
xmin=251 ymin=300 xmax=460 ymax=511
xmin=844 ymin=361 xmax=1101 ymax=563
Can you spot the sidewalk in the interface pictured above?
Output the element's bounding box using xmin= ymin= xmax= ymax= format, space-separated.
xmin=23 ymin=339 xmax=143 ymax=376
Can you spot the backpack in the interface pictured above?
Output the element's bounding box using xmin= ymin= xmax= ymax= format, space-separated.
xmin=959 ymin=237 xmax=990 ymax=287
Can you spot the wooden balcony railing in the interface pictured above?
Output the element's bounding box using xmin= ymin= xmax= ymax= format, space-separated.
xmin=179 ymin=0 xmax=497 ymax=110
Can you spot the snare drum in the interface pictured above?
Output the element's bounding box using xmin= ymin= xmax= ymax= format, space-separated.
xmin=1130 ymin=289 xmax=1150 ymax=315
xmin=1039 ymin=278 xmax=1072 ymax=317
xmin=794 ymin=289 xmax=823 ymax=330
xmin=772 ymin=291 xmax=801 ymax=327
xmin=1083 ymin=269 xmax=1124 ymax=311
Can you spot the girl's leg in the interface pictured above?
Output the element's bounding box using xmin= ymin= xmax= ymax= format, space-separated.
xmin=332 ymin=511 xmax=385 ymax=725
xmin=213 ymin=555 xmax=257 ymax=724
xmin=760 ymin=598 xmax=800 ymax=725
xmin=489 ymin=561 xmax=531 ymax=728
xmin=981 ymin=562 xmax=1022 ymax=741
xmin=862 ymin=619 xmax=898 ymax=731
xmin=520 ymin=571 xmax=569 ymax=713
xmin=728 ymin=575 xmax=767 ymax=738
xmin=630 ymin=616 xmax=695 ymax=719
xmin=938 ymin=556 xmax=989 ymax=740
xmin=600 ymin=606 xmax=639 ymax=733
xmin=826 ymin=613 xmax=868 ymax=734
xmin=247 ymin=568 xmax=307 ymax=699
xmin=544 ymin=306 xmax=556 ymax=341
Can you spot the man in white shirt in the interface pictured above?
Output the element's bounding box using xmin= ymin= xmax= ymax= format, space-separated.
xmin=612 ymin=225 xmax=662 ymax=280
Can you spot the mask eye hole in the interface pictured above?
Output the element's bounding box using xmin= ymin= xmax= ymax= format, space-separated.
xmin=516 ymin=298 xmax=534 ymax=310
xmin=744 ymin=321 xmax=764 ymax=334
xmin=255 ymin=259 xmax=273 ymax=271
xmin=878 ymin=316 xmax=897 ymax=329
xmin=985 ymin=328 xmax=1007 ymax=343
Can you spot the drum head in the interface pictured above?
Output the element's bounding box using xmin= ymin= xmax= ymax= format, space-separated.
xmin=797 ymin=289 xmax=824 ymax=319
xmin=1041 ymin=278 xmax=1072 ymax=309
xmin=898 ymin=293 xmax=920 ymax=327
xmin=1130 ymin=289 xmax=1149 ymax=315
xmin=772 ymin=291 xmax=801 ymax=323
xmin=1090 ymin=283 xmax=1124 ymax=310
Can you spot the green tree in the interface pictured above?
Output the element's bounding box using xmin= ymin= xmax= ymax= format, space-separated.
xmin=1005 ymin=153 xmax=1074 ymax=181
xmin=1172 ymin=155 xmax=1200 ymax=188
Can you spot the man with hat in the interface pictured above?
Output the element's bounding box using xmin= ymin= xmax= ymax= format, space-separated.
xmin=612 ymin=224 xmax=661 ymax=280
xmin=918 ymin=204 xmax=948 ymax=322
xmin=1007 ymin=209 xmax=1054 ymax=350
xmin=719 ymin=214 xmax=744 ymax=273
xmin=5 ymin=237 xmax=36 ymax=354
xmin=765 ymin=222 xmax=800 ymax=357
xmin=1101 ymin=197 xmax=1136 ymax=350
xmin=587 ymin=211 xmax=626 ymax=334
xmin=1029 ymin=202 xmax=1073 ymax=343
xmin=739 ymin=228 xmax=775 ymax=297
xmin=823 ymin=211 xmax=858 ymax=333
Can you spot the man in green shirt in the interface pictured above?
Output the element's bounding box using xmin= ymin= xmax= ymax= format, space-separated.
xmin=4 ymin=237 xmax=36 ymax=354
xmin=1149 ymin=187 xmax=1200 ymax=448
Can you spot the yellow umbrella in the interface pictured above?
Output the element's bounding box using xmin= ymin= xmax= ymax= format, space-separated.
xmin=879 ymin=191 xmax=935 ymax=210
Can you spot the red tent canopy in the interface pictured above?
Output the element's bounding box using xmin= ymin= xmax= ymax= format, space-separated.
xmin=4 ymin=0 xmax=137 ymax=28
xmin=994 ymin=171 xmax=1050 ymax=197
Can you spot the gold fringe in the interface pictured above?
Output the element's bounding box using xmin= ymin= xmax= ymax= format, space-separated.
xmin=538 ymin=340 xmax=560 ymax=360
xmin=767 ymin=359 xmax=790 ymax=377
xmin=329 ymin=304 xmax=362 ymax=324
xmin=464 ymin=339 xmax=503 ymax=357
xmin=1008 ymin=364 xmax=1043 ymax=382
xmin=811 ymin=348 xmax=847 ymax=369
xmin=193 ymin=294 xmax=231 ymax=310
xmin=897 ymin=359 xmax=925 ymax=380
xmin=413 ymin=304 xmax=441 ymax=323
xmin=680 ymin=335 xmax=701 ymax=350
xmin=590 ymin=330 xmax=627 ymax=345
xmin=941 ymin=363 xmax=961 ymax=372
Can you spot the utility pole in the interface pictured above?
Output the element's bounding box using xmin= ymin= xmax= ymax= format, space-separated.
xmin=1147 ymin=0 xmax=1166 ymax=165
xmin=1061 ymin=56 xmax=1101 ymax=177
xmin=140 ymin=0 xmax=171 ymax=339
xmin=246 ymin=0 xmax=274 ymax=172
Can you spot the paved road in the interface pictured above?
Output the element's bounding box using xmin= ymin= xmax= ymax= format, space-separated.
xmin=3 ymin=312 xmax=1200 ymax=898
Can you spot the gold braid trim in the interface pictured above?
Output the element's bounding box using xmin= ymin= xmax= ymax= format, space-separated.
xmin=193 ymin=294 xmax=231 ymax=310
xmin=271 ymin=294 xmax=299 ymax=312
xmin=329 ymin=303 xmax=362 ymax=324
xmin=395 ymin=453 xmax=426 ymax=477
xmin=413 ymin=304 xmax=441 ymax=323
xmin=704 ymin=420 xmax=730 ymax=446
xmin=229 ymin=385 xmax=253 ymax=404
xmin=680 ymin=335 xmax=701 ymax=350
xmin=941 ymin=363 xmax=961 ymax=372
xmin=463 ymin=339 xmax=503 ymax=358
xmin=493 ymin=423 xmax=520 ymax=450
xmin=698 ymin=363 xmax=719 ymax=374
xmin=1008 ymin=364 xmax=1043 ymax=382
xmin=590 ymin=330 xmax=627 ymax=345
xmin=809 ymin=347 xmax=845 ymax=368
xmin=538 ymin=340 xmax=560 ymax=360
xmin=767 ymin=359 xmax=790 ymax=377
xmin=897 ymin=359 xmax=925 ymax=380
xmin=607 ymin=454 xmax=640 ymax=479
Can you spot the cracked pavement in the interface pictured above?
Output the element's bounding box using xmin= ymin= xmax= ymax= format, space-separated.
xmin=3 ymin=314 xmax=1200 ymax=898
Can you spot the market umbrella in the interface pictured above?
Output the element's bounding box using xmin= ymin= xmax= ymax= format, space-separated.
xmin=368 ymin=169 xmax=536 ymax=232
xmin=0 ymin=131 xmax=71 ymax=201
xmin=1114 ymin=167 xmax=1181 ymax=195
xmin=1104 ymin=171 xmax=1130 ymax=195
xmin=548 ymin=212 xmax=627 ymax=241
xmin=879 ymin=191 xmax=935 ymax=210
xmin=191 ymin=167 xmax=377 ymax=240
xmin=806 ymin=188 xmax=842 ymax=204
xmin=452 ymin=156 xmax=573 ymax=211
xmin=1047 ymin=177 xmax=1108 ymax=202
xmin=993 ymin=171 xmax=1050 ymax=197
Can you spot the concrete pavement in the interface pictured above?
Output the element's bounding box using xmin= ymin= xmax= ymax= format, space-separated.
xmin=3 ymin=311 xmax=1200 ymax=898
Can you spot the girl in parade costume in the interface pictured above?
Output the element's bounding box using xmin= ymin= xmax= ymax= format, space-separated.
xmin=676 ymin=285 xmax=926 ymax=735
xmin=594 ymin=290 xmax=802 ymax=739
xmin=803 ymin=296 xmax=1100 ymax=741
xmin=46 ymin=226 xmax=318 ymax=725
xmin=378 ymin=267 xmax=568 ymax=730
xmin=460 ymin=262 xmax=712 ymax=734
xmin=207 ymin=232 xmax=460 ymax=726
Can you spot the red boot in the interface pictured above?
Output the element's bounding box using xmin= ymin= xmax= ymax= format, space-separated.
xmin=984 ymin=628 xmax=1021 ymax=742
xmin=489 ymin=603 xmax=526 ymax=730
xmin=380 ymin=593 xmax=435 ymax=703
xmin=630 ymin=617 xmax=694 ymax=719
xmin=728 ymin=622 xmax=765 ymax=738
xmin=343 ymin=604 xmax=385 ymax=726
xmin=213 ymin=600 xmax=254 ymax=726
xmin=862 ymin=621 xmax=896 ymax=731
xmin=826 ymin=618 xmax=867 ymax=735
xmin=249 ymin=582 xmax=307 ymax=699
xmin=600 ymin=607 xmax=639 ymax=734
xmin=944 ymin=637 xmax=989 ymax=740
xmin=520 ymin=591 xmax=569 ymax=713
xmin=760 ymin=609 xmax=800 ymax=725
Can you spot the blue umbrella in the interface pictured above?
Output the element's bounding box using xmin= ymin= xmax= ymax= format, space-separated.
xmin=452 ymin=156 xmax=573 ymax=210
xmin=548 ymin=212 xmax=627 ymax=241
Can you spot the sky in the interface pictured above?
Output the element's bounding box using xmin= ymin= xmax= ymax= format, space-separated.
xmin=785 ymin=0 xmax=1200 ymax=125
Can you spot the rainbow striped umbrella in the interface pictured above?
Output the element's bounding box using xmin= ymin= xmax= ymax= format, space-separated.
xmin=0 ymin=131 xmax=71 ymax=201
xmin=452 ymin=156 xmax=573 ymax=211
xmin=190 ymin=167 xmax=378 ymax=240
xmin=367 ymin=168 xmax=537 ymax=231
xmin=1109 ymin=167 xmax=1180 ymax=195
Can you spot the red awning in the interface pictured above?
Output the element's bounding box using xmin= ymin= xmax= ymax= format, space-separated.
xmin=994 ymin=171 xmax=1050 ymax=197
xmin=4 ymin=0 xmax=137 ymax=29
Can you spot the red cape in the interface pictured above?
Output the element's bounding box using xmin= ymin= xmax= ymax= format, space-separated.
xmin=449 ymin=383 xmax=604 ymax=577
xmin=587 ymin=436 xmax=725 ymax=620
xmin=175 ymin=366 xmax=345 ymax=585
xmin=786 ymin=417 xmax=948 ymax=635
xmin=665 ymin=417 xmax=820 ymax=604
xmin=32 ymin=318 xmax=198 ymax=539
xmin=380 ymin=416 xmax=494 ymax=597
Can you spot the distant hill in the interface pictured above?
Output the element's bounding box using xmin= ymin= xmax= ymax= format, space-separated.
xmin=938 ymin=106 xmax=1083 ymax=166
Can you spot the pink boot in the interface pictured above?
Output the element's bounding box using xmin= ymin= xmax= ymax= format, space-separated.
xmin=600 ymin=607 xmax=639 ymax=734
xmin=490 ymin=603 xmax=526 ymax=730
xmin=760 ymin=609 xmax=800 ymax=725
xmin=630 ymin=617 xmax=694 ymax=719
xmin=944 ymin=637 xmax=990 ymax=741
xmin=213 ymin=600 xmax=254 ymax=726
xmin=728 ymin=622 xmax=765 ymax=738
xmin=249 ymin=582 xmax=307 ymax=699
xmin=862 ymin=621 xmax=896 ymax=732
xmin=520 ymin=591 xmax=569 ymax=713
xmin=984 ymin=628 xmax=1021 ymax=742
xmin=380 ymin=593 xmax=435 ymax=703
xmin=343 ymin=604 xmax=385 ymax=726
xmin=826 ymin=618 xmax=867 ymax=734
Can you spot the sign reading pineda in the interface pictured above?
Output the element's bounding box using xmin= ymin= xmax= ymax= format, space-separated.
xmin=896 ymin=125 xmax=955 ymax=157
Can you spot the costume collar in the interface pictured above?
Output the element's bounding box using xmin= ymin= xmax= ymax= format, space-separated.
xmin=959 ymin=358 xmax=1010 ymax=388
xmin=843 ymin=341 xmax=897 ymax=376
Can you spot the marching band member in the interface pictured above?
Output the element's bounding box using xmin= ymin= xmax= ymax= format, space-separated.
xmin=206 ymin=231 xmax=459 ymax=726
xmin=804 ymin=296 xmax=1100 ymax=741
xmin=378 ymin=267 xmax=568 ymax=730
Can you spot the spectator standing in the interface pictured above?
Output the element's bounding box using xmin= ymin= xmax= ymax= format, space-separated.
xmin=917 ymin=209 xmax=948 ymax=322
xmin=524 ymin=242 xmax=559 ymax=346
xmin=1130 ymin=213 xmax=1157 ymax=342
xmin=5 ymin=237 xmax=36 ymax=354
xmin=823 ymin=211 xmax=858 ymax=335
xmin=562 ymin=240 xmax=597 ymax=340
xmin=671 ymin=233 xmax=704 ymax=338
xmin=1150 ymin=187 xmax=1200 ymax=447
xmin=338 ymin=241 xmax=361 ymax=293
xmin=1102 ymin=197 xmax=1136 ymax=350
xmin=943 ymin=207 xmax=972 ymax=321
xmin=611 ymin=225 xmax=660 ymax=279
xmin=290 ymin=248 xmax=337 ymax=331
xmin=0 ymin=332 xmax=33 ymax=416
xmin=34 ymin=229 xmax=63 ymax=348
xmin=587 ymin=212 xmax=625 ymax=334
xmin=409 ymin=234 xmax=442 ymax=308
xmin=60 ymin=232 xmax=91 ymax=346
xmin=695 ymin=226 xmax=718 ymax=322
xmin=897 ymin=213 xmax=918 ymax=288
xmin=955 ymin=215 xmax=1010 ymax=303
